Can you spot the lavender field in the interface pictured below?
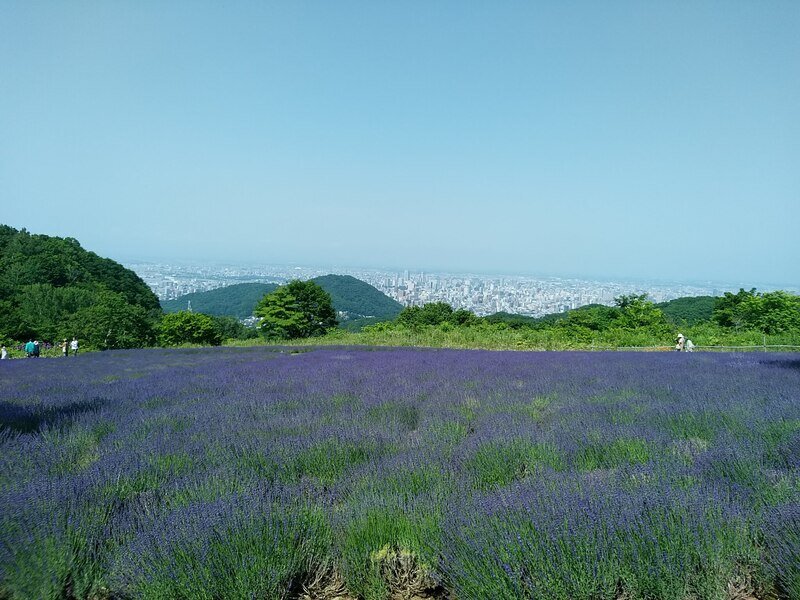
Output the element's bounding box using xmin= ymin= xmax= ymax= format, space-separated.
xmin=1 ymin=347 xmax=798 ymax=600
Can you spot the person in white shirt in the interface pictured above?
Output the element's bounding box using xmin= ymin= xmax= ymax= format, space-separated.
xmin=70 ymin=337 xmax=79 ymax=356
xmin=675 ymin=333 xmax=685 ymax=352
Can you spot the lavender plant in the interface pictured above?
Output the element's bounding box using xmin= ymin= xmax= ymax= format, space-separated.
xmin=1 ymin=347 xmax=798 ymax=599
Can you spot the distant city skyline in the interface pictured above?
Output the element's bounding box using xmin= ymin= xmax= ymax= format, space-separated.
xmin=123 ymin=254 xmax=797 ymax=291
xmin=126 ymin=259 xmax=798 ymax=320
xmin=3 ymin=3 xmax=798 ymax=286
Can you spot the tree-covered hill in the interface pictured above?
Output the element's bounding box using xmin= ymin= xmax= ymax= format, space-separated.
xmin=310 ymin=274 xmax=403 ymax=321
xmin=162 ymin=275 xmax=403 ymax=330
xmin=161 ymin=283 xmax=279 ymax=319
xmin=0 ymin=224 xmax=160 ymax=347
xmin=656 ymin=296 xmax=716 ymax=326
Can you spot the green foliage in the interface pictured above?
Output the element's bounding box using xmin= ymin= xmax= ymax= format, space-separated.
xmin=161 ymin=282 xmax=278 ymax=319
xmin=657 ymin=296 xmax=716 ymax=326
xmin=396 ymin=302 xmax=478 ymax=329
xmin=67 ymin=290 xmax=156 ymax=349
xmin=483 ymin=311 xmax=542 ymax=328
xmin=559 ymin=305 xmax=620 ymax=333
xmin=0 ymin=225 xmax=158 ymax=310
xmin=0 ymin=225 xmax=160 ymax=347
xmin=10 ymin=284 xmax=96 ymax=341
xmin=614 ymin=294 xmax=669 ymax=331
xmin=713 ymin=288 xmax=800 ymax=334
xmin=311 ymin=274 xmax=403 ymax=321
xmin=241 ymin=286 xmax=800 ymax=350
xmin=254 ymin=280 xmax=338 ymax=340
xmin=158 ymin=311 xmax=223 ymax=346
xmin=210 ymin=315 xmax=259 ymax=341
xmin=739 ymin=290 xmax=800 ymax=334
xmin=713 ymin=288 xmax=758 ymax=329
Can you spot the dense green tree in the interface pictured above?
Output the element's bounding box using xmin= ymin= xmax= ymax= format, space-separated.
xmin=451 ymin=308 xmax=479 ymax=326
xmin=713 ymin=289 xmax=758 ymax=329
xmin=733 ymin=290 xmax=800 ymax=334
xmin=396 ymin=302 xmax=454 ymax=328
xmin=159 ymin=311 xmax=223 ymax=346
xmin=392 ymin=303 xmax=479 ymax=330
xmin=483 ymin=312 xmax=540 ymax=329
xmin=614 ymin=294 xmax=668 ymax=331
xmin=67 ymin=291 xmax=156 ymax=349
xmin=11 ymin=284 xmax=97 ymax=341
xmin=559 ymin=305 xmax=620 ymax=332
xmin=210 ymin=315 xmax=259 ymax=341
xmin=255 ymin=280 xmax=337 ymax=340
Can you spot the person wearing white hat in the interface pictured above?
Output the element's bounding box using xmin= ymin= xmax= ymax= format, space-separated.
xmin=675 ymin=333 xmax=685 ymax=352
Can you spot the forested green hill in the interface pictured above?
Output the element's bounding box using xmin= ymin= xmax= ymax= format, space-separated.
xmin=0 ymin=224 xmax=160 ymax=347
xmin=310 ymin=274 xmax=403 ymax=320
xmin=161 ymin=283 xmax=278 ymax=319
xmin=656 ymin=296 xmax=716 ymax=326
xmin=162 ymin=275 xmax=403 ymax=330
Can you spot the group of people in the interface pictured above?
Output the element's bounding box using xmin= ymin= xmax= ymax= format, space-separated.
xmin=1 ymin=337 xmax=80 ymax=359
xmin=23 ymin=340 xmax=41 ymax=357
xmin=675 ymin=333 xmax=694 ymax=352
xmin=62 ymin=337 xmax=79 ymax=357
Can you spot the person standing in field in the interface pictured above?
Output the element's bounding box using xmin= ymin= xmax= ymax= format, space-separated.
xmin=685 ymin=338 xmax=695 ymax=352
xmin=60 ymin=339 xmax=68 ymax=357
xmin=70 ymin=337 xmax=79 ymax=356
xmin=1 ymin=345 xmax=7 ymax=359
xmin=25 ymin=340 xmax=34 ymax=357
xmin=32 ymin=340 xmax=40 ymax=357
xmin=675 ymin=333 xmax=685 ymax=352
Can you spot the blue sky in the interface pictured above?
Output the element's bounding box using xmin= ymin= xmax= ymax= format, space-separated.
xmin=2 ymin=2 xmax=798 ymax=286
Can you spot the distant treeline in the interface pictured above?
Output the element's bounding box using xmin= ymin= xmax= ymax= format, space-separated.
xmin=308 ymin=290 xmax=800 ymax=350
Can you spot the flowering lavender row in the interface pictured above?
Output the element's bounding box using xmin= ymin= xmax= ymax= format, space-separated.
xmin=1 ymin=347 xmax=798 ymax=599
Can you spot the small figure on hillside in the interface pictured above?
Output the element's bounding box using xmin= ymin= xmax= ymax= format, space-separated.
xmin=1 ymin=345 xmax=7 ymax=360
xmin=61 ymin=339 xmax=68 ymax=357
xmin=70 ymin=337 xmax=79 ymax=356
xmin=25 ymin=340 xmax=34 ymax=357
xmin=685 ymin=338 xmax=695 ymax=352
xmin=675 ymin=333 xmax=685 ymax=352
xmin=32 ymin=340 xmax=40 ymax=357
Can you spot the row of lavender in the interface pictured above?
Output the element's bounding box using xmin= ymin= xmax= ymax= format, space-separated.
xmin=1 ymin=347 xmax=798 ymax=599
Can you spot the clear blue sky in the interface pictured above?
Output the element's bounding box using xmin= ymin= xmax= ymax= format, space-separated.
xmin=2 ymin=2 xmax=798 ymax=286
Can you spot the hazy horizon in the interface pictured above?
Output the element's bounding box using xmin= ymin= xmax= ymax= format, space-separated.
xmin=3 ymin=3 xmax=798 ymax=286
xmin=118 ymin=252 xmax=797 ymax=292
